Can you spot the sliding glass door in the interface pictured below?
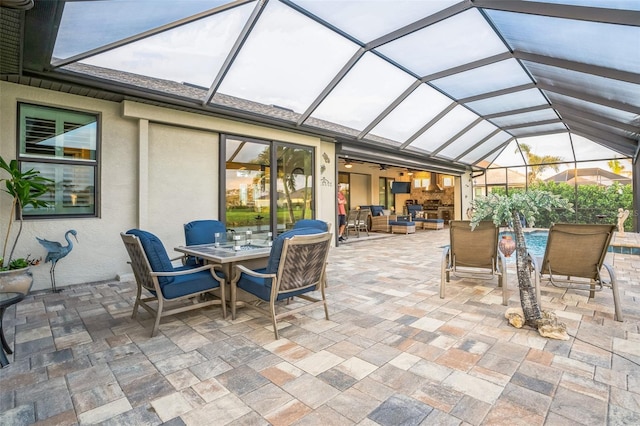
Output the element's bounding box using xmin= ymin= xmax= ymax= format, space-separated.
xmin=222 ymin=135 xmax=314 ymax=237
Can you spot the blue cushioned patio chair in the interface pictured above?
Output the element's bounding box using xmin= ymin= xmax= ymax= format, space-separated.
xmin=184 ymin=220 xmax=228 ymax=266
xmin=121 ymin=229 xmax=226 ymax=337
xmin=230 ymin=228 xmax=332 ymax=339
xmin=292 ymin=219 xmax=331 ymax=233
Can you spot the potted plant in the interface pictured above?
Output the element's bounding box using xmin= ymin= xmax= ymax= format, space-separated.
xmin=0 ymin=156 xmax=51 ymax=276
xmin=469 ymin=190 xmax=573 ymax=338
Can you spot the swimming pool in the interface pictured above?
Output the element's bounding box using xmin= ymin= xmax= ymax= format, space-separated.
xmin=499 ymin=230 xmax=640 ymax=262
xmin=499 ymin=231 xmax=548 ymax=262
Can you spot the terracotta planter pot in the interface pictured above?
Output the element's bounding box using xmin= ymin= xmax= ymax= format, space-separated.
xmin=499 ymin=235 xmax=516 ymax=258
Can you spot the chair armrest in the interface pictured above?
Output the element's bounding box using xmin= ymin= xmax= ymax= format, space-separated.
xmin=233 ymin=264 xmax=277 ymax=279
xmin=150 ymin=264 xmax=224 ymax=283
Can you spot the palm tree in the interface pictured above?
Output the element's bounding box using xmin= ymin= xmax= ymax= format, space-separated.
xmin=516 ymin=143 xmax=563 ymax=184
xmin=470 ymin=191 xmax=573 ymax=330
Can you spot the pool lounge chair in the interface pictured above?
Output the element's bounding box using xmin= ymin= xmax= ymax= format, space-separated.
xmin=441 ymin=220 xmax=508 ymax=305
xmin=528 ymin=223 xmax=623 ymax=321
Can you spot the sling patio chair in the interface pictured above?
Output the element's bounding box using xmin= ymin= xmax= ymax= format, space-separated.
xmin=293 ymin=219 xmax=332 ymax=233
xmin=344 ymin=209 xmax=360 ymax=238
xmin=230 ymin=229 xmax=332 ymax=339
xmin=528 ymin=223 xmax=623 ymax=321
xmin=184 ymin=220 xmax=228 ymax=266
xmin=121 ymin=229 xmax=226 ymax=337
xmin=356 ymin=208 xmax=371 ymax=237
xmin=441 ymin=220 xmax=508 ymax=306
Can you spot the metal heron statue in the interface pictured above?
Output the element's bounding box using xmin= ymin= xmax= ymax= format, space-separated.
xmin=37 ymin=229 xmax=78 ymax=293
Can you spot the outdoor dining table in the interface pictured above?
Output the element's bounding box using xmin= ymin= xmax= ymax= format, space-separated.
xmin=174 ymin=242 xmax=272 ymax=311
xmin=174 ymin=241 xmax=272 ymax=280
xmin=0 ymin=291 xmax=25 ymax=368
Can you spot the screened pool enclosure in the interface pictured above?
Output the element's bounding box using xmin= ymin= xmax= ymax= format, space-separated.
xmin=1 ymin=0 xmax=638 ymax=229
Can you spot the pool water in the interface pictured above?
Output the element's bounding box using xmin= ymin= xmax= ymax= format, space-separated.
xmin=499 ymin=231 xmax=548 ymax=262
xmin=499 ymin=230 xmax=640 ymax=262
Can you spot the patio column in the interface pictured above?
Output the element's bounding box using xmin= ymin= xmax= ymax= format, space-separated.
xmin=633 ymin=158 xmax=639 ymax=232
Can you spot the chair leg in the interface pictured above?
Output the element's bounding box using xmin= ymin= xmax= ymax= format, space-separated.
xmin=151 ymin=298 xmax=164 ymax=337
xmin=440 ymin=249 xmax=450 ymax=299
xmin=132 ymin=286 xmax=142 ymax=319
xmin=230 ymin=281 xmax=237 ymax=320
xmin=603 ymin=264 xmax=623 ymax=322
xmin=270 ymin=300 xmax=279 ymax=339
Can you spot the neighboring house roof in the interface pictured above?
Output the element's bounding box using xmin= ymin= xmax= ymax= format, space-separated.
xmin=545 ymin=168 xmax=631 ymax=186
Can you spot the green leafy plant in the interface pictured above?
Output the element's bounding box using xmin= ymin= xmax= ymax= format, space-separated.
xmin=0 ymin=156 xmax=52 ymax=271
xmin=470 ymin=190 xmax=574 ymax=327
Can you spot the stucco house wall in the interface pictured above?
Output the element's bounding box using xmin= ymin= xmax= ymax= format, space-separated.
xmin=1 ymin=81 xmax=335 ymax=291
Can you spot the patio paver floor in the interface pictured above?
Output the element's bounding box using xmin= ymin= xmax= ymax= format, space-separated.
xmin=1 ymin=228 xmax=638 ymax=425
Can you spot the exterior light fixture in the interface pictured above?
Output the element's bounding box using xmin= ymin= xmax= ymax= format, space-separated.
xmin=344 ymin=160 xmax=353 ymax=169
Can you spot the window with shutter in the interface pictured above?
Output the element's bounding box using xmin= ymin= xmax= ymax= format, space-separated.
xmin=18 ymin=103 xmax=98 ymax=217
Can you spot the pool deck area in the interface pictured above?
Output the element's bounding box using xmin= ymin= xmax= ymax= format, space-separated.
xmin=0 ymin=228 xmax=638 ymax=425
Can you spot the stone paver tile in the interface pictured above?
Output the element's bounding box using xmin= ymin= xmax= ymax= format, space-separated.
xmin=260 ymin=362 xmax=304 ymax=386
xmin=154 ymin=351 xmax=208 ymax=376
xmin=558 ymin=372 xmax=609 ymax=402
xmin=551 ymin=355 xmax=595 ymax=379
xmin=292 ymin=404 xmax=352 ymax=426
xmin=326 ymin=387 xmax=380 ymax=423
xmin=283 ymin=374 xmax=340 ymax=409
xmin=216 ymin=365 xmax=270 ymax=396
xmin=356 ymin=342 xmax=402 ymax=366
xmin=442 ymin=371 xmax=503 ymax=405
xmin=189 ymin=358 xmax=233 ymax=381
xmin=613 ymin=337 xmax=640 ymax=358
xmin=317 ymin=368 xmax=358 ymax=391
xmin=181 ymin=393 xmax=251 ymax=425
xmin=294 ymin=350 xmax=344 ymax=376
xmin=352 ymin=377 xmax=395 ymax=402
xmin=469 ymin=365 xmax=511 ymax=387
xmin=368 ymin=394 xmax=433 ymax=426
xmin=166 ymin=369 xmax=201 ymax=390
xmin=30 ymin=348 xmax=74 ymax=369
xmin=66 ymin=365 xmax=117 ymax=395
xmin=421 ymin=408 xmax=466 ymax=426
xmin=409 ymin=317 xmax=445 ymax=332
xmin=120 ymin=372 xmax=175 ymax=408
xmin=525 ymin=348 xmax=555 ymax=366
xmin=0 ymin=404 xmax=35 ymax=426
xmin=109 ymin=355 xmax=158 ymax=386
xmin=230 ymin=410 xmax=270 ymax=426
xmin=46 ymin=356 xmax=92 ymax=379
xmin=609 ymin=386 xmax=640 ymax=412
xmin=388 ymin=352 xmax=421 ymax=370
xmin=15 ymin=325 xmax=52 ymax=344
xmin=501 ymin=382 xmax=552 ymax=415
xmin=54 ymin=331 xmax=94 ymax=350
xmin=242 ymin=383 xmax=294 ymax=416
xmin=435 ymin=347 xmax=481 ymax=372
xmin=191 ymin=377 xmax=229 ymax=402
xmin=151 ymin=391 xmax=195 ymax=422
xmin=14 ymin=376 xmax=73 ymax=420
xmin=369 ymin=364 xmax=425 ymax=394
xmin=408 ymin=359 xmax=453 ymax=383
xmin=335 ymin=356 xmax=378 ymax=380
xmin=594 ymin=366 xmax=627 ymax=389
xmin=449 ymin=394 xmax=491 ymax=425
xmin=412 ymin=381 xmax=463 ymax=413
xmin=325 ymin=340 xmax=368 ymax=359
xmin=77 ymin=397 xmax=131 ymax=425
xmin=483 ymin=398 xmax=546 ymax=426
xmin=263 ymin=399 xmax=312 ymax=426
xmin=31 ymin=409 xmax=78 ymax=426
xmin=608 ymin=404 xmax=640 ymax=425
xmin=100 ymin=405 xmax=161 ymax=426
xmin=549 ymin=386 xmax=607 ymax=425
xmin=71 ymin=382 xmax=125 ymax=414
